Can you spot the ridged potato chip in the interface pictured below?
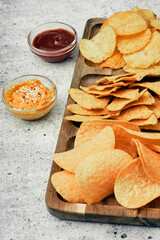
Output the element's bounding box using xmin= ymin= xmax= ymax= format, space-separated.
xmin=132 ymin=7 xmax=157 ymax=23
xmin=150 ymin=19 xmax=160 ymax=30
xmin=123 ymin=31 xmax=160 ymax=68
xmin=51 ymin=170 xmax=84 ymax=203
xmin=102 ymin=11 xmax=148 ymax=36
xmin=100 ymin=48 xmax=126 ymax=69
xmin=75 ymin=149 xmax=133 ymax=204
xmin=53 ymin=126 xmax=115 ymax=173
xmin=79 ymin=25 xmax=116 ymax=63
xmin=114 ymin=158 xmax=160 ymax=209
xmin=132 ymin=139 xmax=160 ymax=183
xmin=123 ymin=62 xmax=160 ymax=76
xmin=117 ymin=28 xmax=152 ymax=55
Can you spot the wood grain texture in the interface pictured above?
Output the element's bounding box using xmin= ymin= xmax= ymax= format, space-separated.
xmin=45 ymin=18 xmax=160 ymax=226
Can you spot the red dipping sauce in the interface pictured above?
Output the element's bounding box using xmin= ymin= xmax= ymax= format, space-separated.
xmin=33 ymin=29 xmax=75 ymax=51
xmin=28 ymin=23 xmax=77 ymax=62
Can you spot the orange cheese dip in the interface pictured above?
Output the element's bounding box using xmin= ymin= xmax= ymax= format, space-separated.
xmin=5 ymin=79 xmax=54 ymax=110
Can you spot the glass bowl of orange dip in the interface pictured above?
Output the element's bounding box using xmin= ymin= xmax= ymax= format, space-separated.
xmin=2 ymin=74 xmax=57 ymax=120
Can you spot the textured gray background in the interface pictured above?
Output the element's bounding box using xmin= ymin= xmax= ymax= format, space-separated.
xmin=0 ymin=0 xmax=160 ymax=239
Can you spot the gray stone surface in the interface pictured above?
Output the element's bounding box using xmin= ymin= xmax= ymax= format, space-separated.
xmin=0 ymin=0 xmax=160 ymax=239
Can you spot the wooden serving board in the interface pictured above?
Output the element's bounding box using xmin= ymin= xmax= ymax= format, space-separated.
xmin=45 ymin=18 xmax=160 ymax=226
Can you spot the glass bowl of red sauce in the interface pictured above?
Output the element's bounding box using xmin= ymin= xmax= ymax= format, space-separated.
xmin=28 ymin=22 xmax=78 ymax=62
xmin=2 ymin=74 xmax=57 ymax=120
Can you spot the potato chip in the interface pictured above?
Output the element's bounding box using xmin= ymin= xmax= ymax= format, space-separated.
xmin=79 ymin=25 xmax=116 ymax=63
xmin=101 ymin=11 xmax=148 ymax=36
xmin=117 ymin=28 xmax=152 ymax=55
xmin=132 ymin=139 xmax=160 ymax=183
xmin=68 ymin=88 xmax=110 ymax=109
xmin=150 ymin=144 xmax=160 ymax=153
xmin=65 ymin=113 xmax=119 ymax=122
xmin=132 ymin=7 xmax=157 ymax=23
xmin=100 ymin=48 xmax=126 ymax=69
xmin=130 ymin=113 xmax=157 ymax=126
xmin=113 ymin=125 xmax=160 ymax=148
xmin=51 ymin=170 xmax=84 ymax=203
xmin=123 ymin=31 xmax=160 ymax=68
xmin=114 ymin=158 xmax=160 ymax=209
xmin=123 ymin=62 xmax=160 ymax=76
xmin=150 ymin=19 xmax=160 ymax=30
xmin=74 ymin=120 xmax=140 ymax=148
xmin=75 ymin=149 xmax=133 ymax=204
xmin=67 ymin=104 xmax=110 ymax=116
xmin=53 ymin=126 xmax=115 ymax=173
xmin=132 ymin=81 xmax=160 ymax=96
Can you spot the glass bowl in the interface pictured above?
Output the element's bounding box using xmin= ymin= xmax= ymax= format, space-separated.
xmin=2 ymin=74 xmax=57 ymax=120
xmin=28 ymin=22 xmax=78 ymax=62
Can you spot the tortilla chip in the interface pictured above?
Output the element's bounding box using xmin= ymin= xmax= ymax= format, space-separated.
xmin=52 ymin=126 xmax=115 ymax=173
xmin=123 ymin=90 xmax=155 ymax=110
xmin=150 ymin=144 xmax=160 ymax=153
xmin=100 ymin=48 xmax=126 ymax=69
xmin=110 ymin=88 xmax=140 ymax=99
xmin=141 ymin=120 xmax=160 ymax=131
xmin=74 ymin=120 xmax=140 ymax=148
xmin=114 ymin=105 xmax=153 ymax=121
xmin=132 ymin=81 xmax=160 ymax=96
xmin=148 ymin=98 xmax=160 ymax=118
xmin=130 ymin=113 xmax=158 ymax=126
xmin=114 ymin=158 xmax=160 ymax=209
xmin=65 ymin=113 xmax=119 ymax=122
xmin=68 ymin=88 xmax=110 ymax=109
xmin=80 ymin=85 xmax=118 ymax=97
xmin=89 ymin=82 xmax=127 ymax=91
xmin=51 ymin=170 xmax=84 ymax=203
xmin=75 ymin=149 xmax=133 ymax=204
xmin=67 ymin=104 xmax=110 ymax=116
xmin=132 ymin=139 xmax=160 ymax=183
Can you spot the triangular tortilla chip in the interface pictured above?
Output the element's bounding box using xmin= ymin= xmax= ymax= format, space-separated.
xmin=67 ymin=104 xmax=110 ymax=116
xmin=130 ymin=113 xmax=157 ymax=126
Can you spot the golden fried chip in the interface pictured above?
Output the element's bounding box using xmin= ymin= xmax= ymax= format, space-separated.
xmin=65 ymin=113 xmax=119 ymax=122
xmin=68 ymin=88 xmax=110 ymax=109
xmin=148 ymin=98 xmax=160 ymax=118
xmin=114 ymin=158 xmax=160 ymax=209
xmin=101 ymin=11 xmax=148 ymax=36
xmin=132 ymin=7 xmax=157 ymax=22
xmin=132 ymin=80 xmax=160 ymax=96
xmin=150 ymin=19 xmax=160 ymax=30
xmin=100 ymin=48 xmax=126 ymax=69
xmin=114 ymin=105 xmax=153 ymax=121
xmin=132 ymin=139 xmax=160 ymax=183
xmin=111 ymin=88 xmax=140 ymax=99
xmin=80 ymin=85 xmax=118 ymax=97
xmin=52 ymin=126 xmax=115 ymax=173
xmin=51 ymin=170 xmax=84 ymax=203
xmin=67 ymin=104 xmax=110 ymax=116
xmin=150 ymin=144 xmax=160 ymax=153
xmin=79 ymin=25 xmax=116 ymax=63
xmin=123 ymin=31 xmax=160 ymax=68
xmin=117 ymin=28 xmax=152 ymax=54
xmin=123 ymin=62 xmax=160 ymax=76
xmin=75 ymin=149 xmax=133 ymax=204
xmin=89 ymin=81 xmax=127 ymax=91
xmin=130 ymin=113 xmax=157 ymax=126
xmin=124 ymin=90 xmax=155 ymax=110
xmin=141 ymin=120 xmax=160 ymax=131
xmin=97 ymin=73 xmax=134 ymax=84
xmin=74 ymin=120 xmax=140 ymax=148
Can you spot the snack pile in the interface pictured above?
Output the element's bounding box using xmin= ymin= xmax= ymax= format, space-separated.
xmin=51 ymin=121 xmax=160 ymax=209
xmin=65 ymin=7 xmax=160 ymax=130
